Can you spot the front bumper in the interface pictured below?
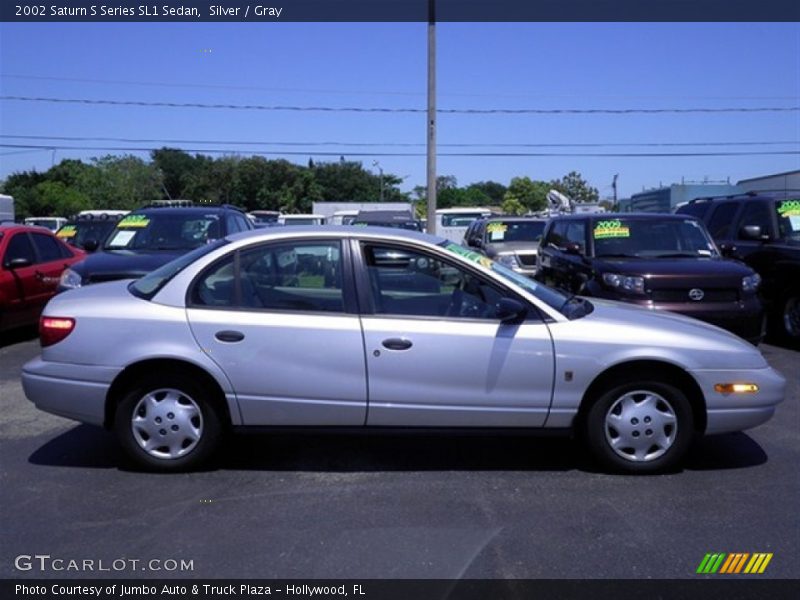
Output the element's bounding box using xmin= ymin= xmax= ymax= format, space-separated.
xmin=690 ymin=366 xmax=786 ymax=434
xmin=22 ymin=357 xmax=121 ymax=426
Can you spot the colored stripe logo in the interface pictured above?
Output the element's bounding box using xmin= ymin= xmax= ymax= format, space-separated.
xmin=697 ymin=553 xmax=773 ymax=574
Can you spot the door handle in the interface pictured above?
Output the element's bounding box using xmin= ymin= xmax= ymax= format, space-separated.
xmin=215 ymin=330 xmax=245 ymax=343
xmin=382 ymin=338 xmax=413 ymax=351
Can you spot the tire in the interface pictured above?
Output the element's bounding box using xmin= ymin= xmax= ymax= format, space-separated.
xmin=775 ymin=291 xmax=800 ymax=348
xmin=114 ymin=373 xmax=223 ymax=472
xmin=583 ymin=381 xmax=694 ymax=474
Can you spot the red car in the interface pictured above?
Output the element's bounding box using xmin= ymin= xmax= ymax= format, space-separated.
xmin=0 ymin=224 xmax=85 ymax=333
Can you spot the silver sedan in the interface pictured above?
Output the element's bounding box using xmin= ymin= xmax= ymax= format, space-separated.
xmin=23 ymin=227 xmax=785 ymax=473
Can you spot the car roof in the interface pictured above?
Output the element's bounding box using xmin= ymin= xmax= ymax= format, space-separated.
xmin=548 ymin=212 xmax=698 ymax=221
xmin=483 ymin=216 xmax=547 ymax=223
xmin=226 ymin=225 xmax=447 ymax=246
xmin=129 ymin=206 xmax=235 ymax=216
xmin=436 ymin=207 xmax=491 ymax=214
xmin=0 ymin=224 xmax=59 ymax=233
xmin=684 ymin=193 xmax=785 ymax=204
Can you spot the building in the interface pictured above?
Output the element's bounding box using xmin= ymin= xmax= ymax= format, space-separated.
xmin=620 ymin=181 xmax=741 ymax=213
xmin=737 ymin=170 xmax=800 ymax=198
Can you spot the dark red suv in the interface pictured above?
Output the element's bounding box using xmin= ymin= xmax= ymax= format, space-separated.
xmin=536 ymin=213 xmax=765 ymax=344
xmin=0 ymin=225 xmax=85 ymax=333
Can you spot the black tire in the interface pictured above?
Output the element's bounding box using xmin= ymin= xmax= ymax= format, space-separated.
xmin=583 ymin=380 xmax=694 ymax=474
xmin=114 ymin=373 xmax=223 ymax=472
xmin=774 ymin=290 xmax=800 ymax=348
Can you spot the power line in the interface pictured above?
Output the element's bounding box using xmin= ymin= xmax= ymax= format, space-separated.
xmin=1 ymin=134 xmax=797 ymax=148
xmin=3 ymin=73 xmax=796 ymax=101
xmin=1 ymin=96 xmax=798 ymax=115
xmin=1 ymin=143 xmax=798 ymax=158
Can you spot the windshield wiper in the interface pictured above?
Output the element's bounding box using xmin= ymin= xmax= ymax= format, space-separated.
xmin=653 ymin=252 xmax=705 ymax=258
xmin=597 ymin=253 xmax=640 ymax=258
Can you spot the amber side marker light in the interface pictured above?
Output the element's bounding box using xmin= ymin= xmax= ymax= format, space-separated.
xmin=714 ymin=383 xmax=759 ymax=394
xmin=40 ymin=317 xmax=75 ymax=347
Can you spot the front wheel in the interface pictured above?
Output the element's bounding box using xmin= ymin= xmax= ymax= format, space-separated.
xmin=583 ymin=381 xmax=694 ymax=474
xmin=777 ymin=291 xmax=800 ymax=348
xmin=114 ymin=373 xmax=223 ymax=471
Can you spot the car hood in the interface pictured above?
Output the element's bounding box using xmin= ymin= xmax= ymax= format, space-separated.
xmin=70 ymin=249 xmax=188 ymax=283
xmin=593 ymin=256 xmax=751 ymax=276
xmin=552 ymin=296 xmax=768 ymax=370
xmin=486 ymin=241 xmax=541 ymax=255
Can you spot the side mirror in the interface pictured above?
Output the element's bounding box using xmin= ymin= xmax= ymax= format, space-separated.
xmin=564 ymin=242 xmax=583 ymax=255
xmin=82 ymin=239 xmax=99 ymax=252
xmin=718 ymin=242 xmax=738 ymax=258
xmin=6 ymin=257 xmax=32 ymax=270
xmin=495 ymin=297 xmax=527 ymax=323
xmin=739 ymin=225 xmax=769 ymax=241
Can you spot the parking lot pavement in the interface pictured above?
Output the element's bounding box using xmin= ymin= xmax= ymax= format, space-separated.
xmin=1 ymin=335 xmax=797 ymax=580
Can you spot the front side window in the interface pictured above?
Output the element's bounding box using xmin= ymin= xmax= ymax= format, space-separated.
xmin=362 ymin=243 xmax=504 ymax=319
xmin=706 ymin=203 xmax=739 ymax=239
xmin=30 ymin=233 xmax=63 ymax=263
xmin=737 ymin=202 xmax=773 ymax=239
xmin=4 ymin=233 xmax=36 ymax=266
xmin=191 ymin=241 xmax=345 ymax=313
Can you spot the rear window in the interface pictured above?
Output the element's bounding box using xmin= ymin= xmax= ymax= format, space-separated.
xmin=484 ymin=220 xmax=545 ymax=243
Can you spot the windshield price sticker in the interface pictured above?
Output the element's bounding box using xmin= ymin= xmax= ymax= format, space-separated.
xmin=56 ymin=225 xmax=76 ymax=238
xmin=118 ymin=215 xmax=150 ymax=228
xmin=594 ymin=219 xmax=630 ymax=239
xmin=487 ymin=222 xmax=508 ymax=241
xmin=778 ymin=200 xmax=800 ymax=218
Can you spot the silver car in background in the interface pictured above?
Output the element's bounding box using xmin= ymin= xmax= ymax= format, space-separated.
xmin=23 ymin=227 xmax=785 ymax=473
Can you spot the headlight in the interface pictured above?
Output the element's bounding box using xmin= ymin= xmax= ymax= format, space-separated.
xmin=742 ymin=273 xmax=761 ymax=292
xmin=602 ymin=272 xmax=645 ymax=294
xmin=59 ymin=268 xmax=83 ymax=290
xmin=496 ymin=254 xmax=520 ymax=269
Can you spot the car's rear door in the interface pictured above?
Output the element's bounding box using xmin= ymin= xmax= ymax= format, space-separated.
xmin=185 ymin=238 xmax=368 ymax=426
xmin=354 ymin=239 xmax=555 ymax=427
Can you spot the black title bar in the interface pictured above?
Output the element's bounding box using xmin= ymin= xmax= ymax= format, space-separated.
xmin=2 ymin=1 xmax=800 ymax=22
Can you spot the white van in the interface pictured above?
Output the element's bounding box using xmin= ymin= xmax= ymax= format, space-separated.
xmin=435 ymin=207 xmax=492 ymax=242
xmin=24 ymin=216 xmax=68 ymax=232
xmin=0 ymin=194 xmax=14 ymax=223
xmin=279 ymin=214 xmax=327 ymax=226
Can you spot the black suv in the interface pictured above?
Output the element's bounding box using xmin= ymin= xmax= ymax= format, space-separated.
xmin=55 ymin=212 xmax=127 ymax=252
xmin=676 ymin=194 xmax=800 ymax=345
xmin=536 ymin=213 xmax=764 ymax=344
xmin=58 ymin=204 xmax=253 ymax=291
xmin=463 ymin=216 xmax=546 ymax=277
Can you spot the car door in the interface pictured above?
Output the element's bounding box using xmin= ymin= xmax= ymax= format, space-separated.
xmin=29 ymin=232 xmax=75 ymax=298
xmin=186 ymin=239 xmax=368 ymax=426
xmin=1 ymin=232 xmax=43 ymax=326
xmin=354 ymin=239 xmax=555 ymax=427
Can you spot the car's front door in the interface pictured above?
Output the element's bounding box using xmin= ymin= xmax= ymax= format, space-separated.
xmin=355 ymin=240 xmax=555 ymax=427
xmin=186 ymin=239 xmax=368 ymax=426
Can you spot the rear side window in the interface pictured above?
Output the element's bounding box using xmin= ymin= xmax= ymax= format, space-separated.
xmin=706 ymin=203 xmax=739 ymax=239
xmin=191 ymin=241 xmax=345 ymax=313
xmin=677 ymin=202 xmax=710 ymax=219
xmin=30 ymin=233 xmax=64 ymax=263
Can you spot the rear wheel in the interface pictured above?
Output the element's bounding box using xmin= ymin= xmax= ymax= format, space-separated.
xmin=114 ymin=373 xmax=223 ymax=471
xmin=776 ymin=290 xmax=800 ymax=348
xmin=584 ymin=381 xmax=694 ymax=474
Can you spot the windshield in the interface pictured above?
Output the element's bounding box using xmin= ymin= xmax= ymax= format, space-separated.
xmin=485 ymin=220 xmax=545 ymax=243
xmin=591 ymin=218 xmax=717 ymax=258
xmin=442 ymin=242 xmax=589 ymax=319
xmin=441 ymin=213 xmax=487 ymax=227
xmin=776 ymin=199 xmax=800 ymax=242
xmin=129 ymin=239 xmax=230 ymax=300
xmin=57 ymin=220 xmax=116 ymax=247
xmin=104 ymin=212 xmax=222 ymax=251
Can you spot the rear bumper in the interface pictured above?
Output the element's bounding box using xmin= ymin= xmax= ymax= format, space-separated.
xmin=22 ymin=357 xmax=120 ymax=426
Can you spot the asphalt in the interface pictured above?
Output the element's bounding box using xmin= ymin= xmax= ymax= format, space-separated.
xmin=0 ymin=331 xmax=797 ymax=579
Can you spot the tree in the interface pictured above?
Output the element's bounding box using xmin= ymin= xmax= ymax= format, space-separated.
xmin=551 ymin=171 xmax=599 ymax=202
xmin=503 ymin=177 xmax=550 ymax=213
xmin=438 ymin=186 xmax=491 ymax=209
xmin=467 ymin=180 xmax=507 ymax=205
xmin=501 ymin=197 xmax=527 ymax=216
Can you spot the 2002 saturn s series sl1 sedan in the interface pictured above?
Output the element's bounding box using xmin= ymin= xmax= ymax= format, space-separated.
xmin=22 ymin=227 xmax=785 ymax=473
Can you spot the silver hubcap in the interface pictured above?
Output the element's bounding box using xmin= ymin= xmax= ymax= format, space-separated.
xmin=604 ymin=390 xmax=677 ymax=462
xmin=784 ymin=297 xmax=800 ymax=337
xmin=131 ymin=388 xmax=203 ymax=460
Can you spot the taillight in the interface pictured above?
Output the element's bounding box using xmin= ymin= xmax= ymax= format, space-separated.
xmin=40 ymin=317 xmax=75 ymax=347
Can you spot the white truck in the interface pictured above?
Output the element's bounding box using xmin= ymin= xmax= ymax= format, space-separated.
xmin=0 ymin=194 xmax=14 ymax=223
xmin=435 ymin=207 xmax=492 ymax=243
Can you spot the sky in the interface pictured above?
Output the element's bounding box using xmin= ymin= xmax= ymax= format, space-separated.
xmin=1 ymin=22 xmax=799 ymax=200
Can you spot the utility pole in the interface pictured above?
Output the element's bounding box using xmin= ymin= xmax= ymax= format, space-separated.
xmin=373 ymin=160 xmax=384 ymax=201
xmin=425 ymin=0 xmax=437 ymax=234
xmin=612 ymin=173 xmax=618 ymax=206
